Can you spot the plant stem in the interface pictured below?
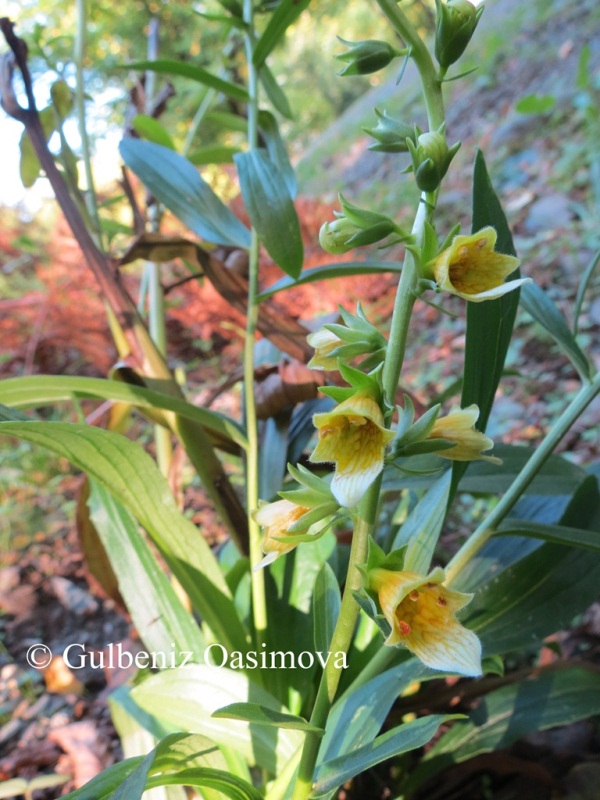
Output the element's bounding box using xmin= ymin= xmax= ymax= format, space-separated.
xmin=74 ymin=0 xmax=102 ymax=245
xmin=445 ymin=371 xmax=600 ymax=584
xmin=242 ymin=0 xmax=267 ymax=638
xmin=292 ymin=480 xmax=380 ymax=800
xmin=142 ymin=19 xmax=172 ymax=476
xmin=376 ymin=0 xmax=445 ymax=406
xmin=375 ymin=0 xmax=445 ymax=131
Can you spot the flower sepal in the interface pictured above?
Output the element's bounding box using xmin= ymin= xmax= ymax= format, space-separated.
xmin=278 ymin=463 xmax=336 ymax=508
xmin=406 ymin=126 xmax=461 ymax=192
xmin=435 ymin=0 xmax=484 ymax=69
xmin=308 ymin=304 xmax=388 ymax=371
xmin=319 ymin=194 xmax=411 ymax=255
xmin=335 ymin=37 xmax=404 ymax=77
xmin=364 ymin=108 xmax=418 ymax=153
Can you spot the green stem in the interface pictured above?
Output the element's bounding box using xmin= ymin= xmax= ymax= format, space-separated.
xmin=74 ymin=0 xmax=102 ymax=245
xmin=143 ymin=19 xmax=172 ymax=477
xmin=375 ymin=0 xmax=445 ymax=131
xmin=445 ymin=371 xmax=600 ymax=584
xmin=376 ymin=0 xmax=445 ymax=407
xmin=242 ymin=0 xmax=267 ymax=638
xmin=292 ymin=481 xmax=380 ymax=800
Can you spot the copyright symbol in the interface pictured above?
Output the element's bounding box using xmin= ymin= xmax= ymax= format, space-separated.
xmin=26 ymin=643 xmax=52 ymax=669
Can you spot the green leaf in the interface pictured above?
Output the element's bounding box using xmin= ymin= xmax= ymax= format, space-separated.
xmin=120 ymin=60 xmax=249 ymax=102
xmin=214 ymin=0 xmax=243 ymax=19
xmin=515 ymin=93 xmax=556 ymax=114
xmin=313 ymin=715 xmax=458 ymax=797
xmin=395 ymin=471 xmax=451 ymax=573
xmin=574 ymin=245 xmax=600 ymax=335
xmin=464 ymin=476 xmax=600 ymax=655
xmin=188 ymin=145 xmax=242 ymax=165
xmin=110 ymin=695 xmax=188 ymax=800
xmin=383 ymin=445 xmax=586 ymax=495
xmin=263 ymin=532 xmax=337 ymax=709
xmin=259 ymin=414 xmax=289 ymax=500
xmin=0 ymin=421 xmax=248 ymax=654
xmin=458 ymin=444 xmax=586 ymax=495
xmin=130 ymin=665 xmax=303 ymax=774
xmin=496 ymin=518 xmax=600 ymax=552
xmin=120 ymin=139 xmax=250 ymax=248
xmin=258 ymin=110 xmax=297 ymax=198
xmin=319 ymin=659 xmax=425 ymax=765
xmin=205 ymin=111 xmax=248 ymax=133
xmin=192 ymin=8 xmax=248 ymax=30
xmin=0 ymin=375 xmax=247 ymax=451
xmin=257 ymin=261 xmax=402 ymax=301
xmin=453 ymin=150 xmax=521 ymax=493
xmin=313 ymin=563 xmax=341 ymax=654
xmin=520 ymin=282 xmax=591 ymax=380
xmin=212 ymin=703 xmax=322 ymax=733
xmin=253 ymin=0 xmax=311 ymax=68
xmin=408 ymin=669 xmax=600 ymax=792
xmin=19 ymin=130 xmax=42 ymax=187
xmin=0 ymin=403 xmax=29 ymax=422
xmin=235 ymin=149 xmax=303 ymax=277
xmin=19 ymin=106 xmax=55 ymax=187
xmin=259 ymin=63 xmax=293 ymax=119
xmin=131 ymin=114 xmax=175 ymax=150
xmin=62 ymin=733 xmax=262 ymax=800
xmin=0 ymin=776 xmax=69 ymax=799
xmin=88 ymin=482 xmax=205 ymax=660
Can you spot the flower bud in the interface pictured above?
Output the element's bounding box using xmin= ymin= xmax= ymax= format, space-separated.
xmin=335 ymin=38 xmax=401 ymax=76
xmin=364 ymin=109 xmax=417 ymax=153
xmin=435 ymin=0 xmax=483 ymax=68
xmin=406 ymin=128 xmax=460 ymax=192
xmin=319 ymin=218 xmax=362 ymax=255
xmin=320 ymin=195 xmax=402 ymax=254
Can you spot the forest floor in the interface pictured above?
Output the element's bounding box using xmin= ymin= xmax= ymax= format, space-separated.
xmin=1 ymin=0 xmax=600 ymax=797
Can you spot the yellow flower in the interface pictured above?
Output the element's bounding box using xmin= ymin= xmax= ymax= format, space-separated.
xmin=428 ymin=404 xmax=501 ymax=464
xmin=253 ymin=499 xmax=311 ymax=568
xmin=369 ymin=567 xmax=482 ymax=677
xmin=310 ymin=392 xmax=394 ymax=507
xmin=432 ymin=227 xmax=529 ymax=302
xmin=307 ymin=329 xmax=342 ymax=370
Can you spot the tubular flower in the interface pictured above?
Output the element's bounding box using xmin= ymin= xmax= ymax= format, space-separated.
xmin=431 ymin=227 xmax=529 ymax=302
xmin=310 ymin=392 xmax=395 ymax=508
xmin=428 ymin=405 xmax=501 ymax=464
xmin=307 ymin=329 xmax=342 ymax=370
xmin=253 ymin=499 xmax=311 ymax=564
xmin=369 ymin=567 xmax=482 ymax=677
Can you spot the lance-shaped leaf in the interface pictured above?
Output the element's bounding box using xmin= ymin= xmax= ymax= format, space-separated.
xmin=119 ymin=60 xmax=249 ymax=102
xmin=452 ymin=151 xmax=522 ymax=494
xmin=235 ymin=149 xmax=303 ymax=278
xmin=120 ymin=139 xmax=250 ymax=248
xmin=0 ymin=420 xmax=248 ymax=654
